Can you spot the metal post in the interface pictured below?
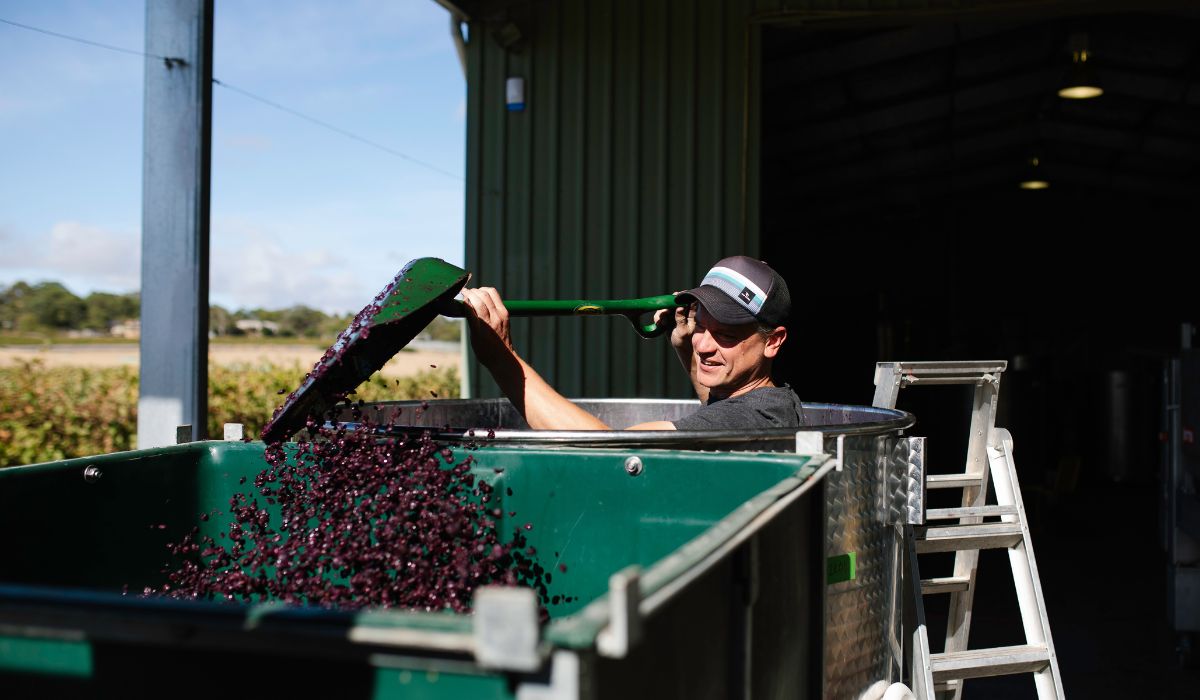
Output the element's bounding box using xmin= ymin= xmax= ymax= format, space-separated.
xmin=138 ymin=0 xmax=213 ymax=447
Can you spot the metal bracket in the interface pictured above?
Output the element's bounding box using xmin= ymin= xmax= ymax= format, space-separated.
xmin=796 ymin=431 xmax=844 ymax=471
xmin=891 ymin=437 xmax=927 ymax=526
xmin=473 ymin=586 xmax=542 ymax=671
xmin=596 ymin=566 xmax=642 ymax=658
xmin=175 ymin=424 xmax=193 ymax=444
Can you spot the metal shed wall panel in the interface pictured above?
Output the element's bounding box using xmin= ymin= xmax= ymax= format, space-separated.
xmin=465 ymin=0 xmax=765 ymax=399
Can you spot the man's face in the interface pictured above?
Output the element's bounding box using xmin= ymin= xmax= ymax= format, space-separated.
xmin=691 ymin=305 xmax=782 ymax=398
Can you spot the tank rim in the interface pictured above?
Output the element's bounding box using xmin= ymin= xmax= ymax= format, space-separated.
xmin=335 ymin=398 xmax=915 ymax=450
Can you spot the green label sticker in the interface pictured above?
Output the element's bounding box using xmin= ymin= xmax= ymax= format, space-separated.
xmin=826 ymin=552 xmax=857 ymax=585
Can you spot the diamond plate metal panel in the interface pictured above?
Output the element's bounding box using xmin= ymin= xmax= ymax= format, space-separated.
xmin=823 ymin=433 xmax=906 ymax=699
xmin=891 ymin=437 xmax=926 ymax=526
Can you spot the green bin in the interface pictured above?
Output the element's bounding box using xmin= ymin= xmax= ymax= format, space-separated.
xmin=0 ymin=400 xmax=913 ymax=699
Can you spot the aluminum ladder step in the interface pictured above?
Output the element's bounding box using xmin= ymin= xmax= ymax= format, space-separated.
xmin=887 ymin=362 xmax=1007 ymax=388
xmin=920 ymin=576 xmax=971 ymax=595
xmin=877 ymin=361 xmax=1008 ymax=387
xmin=914 ymin=521 xmax=1023 ymax=554
xmin=934 ymin=679 xmax=961 ymax=695
xmin=925 ymin=505 xmax=1017 ymax=520
xmin=930 ymin=644 xmax=1051 ymax=682
xmin=901 ymin=373 xmax=1003 ymax=386
xmin=925 ymin=473 xmax=984 ymax=489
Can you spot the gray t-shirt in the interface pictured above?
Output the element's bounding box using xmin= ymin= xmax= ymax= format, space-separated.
xmin=671 ymin=385 xmax=805 ymax=431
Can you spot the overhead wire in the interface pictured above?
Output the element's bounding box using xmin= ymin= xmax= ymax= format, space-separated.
xmin=0 ymin=16 xmax=463 ymax=181
xmin=0 ymin=17 xmax=172 ymax=61
xmin=211 ymin=78 xmax=462 ymax=180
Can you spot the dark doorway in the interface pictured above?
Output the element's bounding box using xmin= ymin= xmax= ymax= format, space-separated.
xmin=760 ymin=8 xmax=1200 ymax=696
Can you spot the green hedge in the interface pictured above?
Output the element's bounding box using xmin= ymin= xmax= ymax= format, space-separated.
xmin=0 ymin=361 xmax=459 ymax=468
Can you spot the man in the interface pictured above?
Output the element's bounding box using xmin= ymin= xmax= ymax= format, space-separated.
xmin=460 ymin=256 xmax=802 ymax=430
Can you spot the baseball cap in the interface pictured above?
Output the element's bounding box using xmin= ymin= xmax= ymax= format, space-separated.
xmin=677 ymin=256 xmax=791 ymax=327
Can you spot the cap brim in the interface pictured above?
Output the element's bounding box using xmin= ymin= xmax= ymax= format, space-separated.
xmin=677 ymin=285 xmax=759 ymax=326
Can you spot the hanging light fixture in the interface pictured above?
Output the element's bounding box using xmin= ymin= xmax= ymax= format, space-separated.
xmin=1019 ymin=156 xmax=1049 ymax=190
xmin=1058 ymin=33 xmax=1103 ymax=100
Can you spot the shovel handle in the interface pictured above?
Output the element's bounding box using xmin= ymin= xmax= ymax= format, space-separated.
xmin=439 ymin=294 xmax=681 ymax=339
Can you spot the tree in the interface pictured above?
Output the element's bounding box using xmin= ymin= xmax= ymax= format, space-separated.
xmin=318 ymin=312 xmax=354 ymax=339
xmin=423 ymin=317 xmax=462 ymax=343
xmin=26 ymin=282 xmax=85 ymax=330
xmin=210 ymin=305 xmax=234 ymax=336
xmin=278 ymin=305 xmax=327 ymax=337
xmin=84 ymin=292 xmax=139 ymax=331
xmin=0 ymin=282 xmax=32 ymax=330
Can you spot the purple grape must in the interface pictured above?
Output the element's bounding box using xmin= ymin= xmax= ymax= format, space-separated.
xmin=150 ymin=410 xmax=554 ymax=613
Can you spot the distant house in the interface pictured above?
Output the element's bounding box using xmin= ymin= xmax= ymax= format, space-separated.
xmin=110 ymin=319 xmax=140 ymax=339
xmin=234 ymin=319 xmax=281 ymax=335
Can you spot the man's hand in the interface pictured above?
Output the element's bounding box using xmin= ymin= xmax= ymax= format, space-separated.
xmin=659 ymin=301 xmax=696 ymax=352
xmin=653 ymin=298 xmax=696 ymax=359
xmin=460 ymin=287 xmax=515 ymax=369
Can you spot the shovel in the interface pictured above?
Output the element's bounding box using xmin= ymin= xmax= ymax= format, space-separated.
xmin=261 ymin=257 xmax=680 ymax=443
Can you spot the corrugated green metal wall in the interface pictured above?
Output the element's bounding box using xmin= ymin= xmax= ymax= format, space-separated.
xmin=464 ymin=0 xmax=769 ymax=399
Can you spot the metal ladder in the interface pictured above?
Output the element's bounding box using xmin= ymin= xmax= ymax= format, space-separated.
xmin=874 ymin=361 xmax=1064 ymax=699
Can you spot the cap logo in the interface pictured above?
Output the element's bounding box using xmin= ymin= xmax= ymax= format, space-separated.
xmin=701 ymin=266 xmax=767 ymax=315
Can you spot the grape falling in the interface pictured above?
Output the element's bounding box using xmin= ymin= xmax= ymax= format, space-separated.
xmin=151 ymin=412 xmax=553 ymax=611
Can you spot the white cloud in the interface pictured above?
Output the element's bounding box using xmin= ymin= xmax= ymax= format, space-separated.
xmin=210 ymin=219 xmax=366 ymax=314
xmin=43 ymin=222 xmax=140 ymax=286
xmin=0 ymin=221 xmax=140 ymax=292
xmin=208 ymin=183 xmax=464 ymax=314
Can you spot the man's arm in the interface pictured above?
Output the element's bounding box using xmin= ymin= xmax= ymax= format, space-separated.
xmin=461 ymin=287 xmax=676 ymax=431
xmin=461 ymin=287 xmax=606 ymax=429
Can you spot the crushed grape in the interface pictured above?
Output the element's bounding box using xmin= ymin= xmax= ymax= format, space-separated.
xmin=152 ymin=413 xmax=551 ymax=612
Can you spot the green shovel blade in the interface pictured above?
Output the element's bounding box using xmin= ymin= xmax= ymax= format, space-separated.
xmin=260 ymin=258 xmax=470 ymax=443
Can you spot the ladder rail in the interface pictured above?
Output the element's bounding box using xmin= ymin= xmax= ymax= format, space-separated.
xmin=988 ymin=429 xmax=1066 ymax=699
xmin=943 ymin=376 xmax=1000 ymax=700
xmin=906 ymin=524 xmax=936 ymax=700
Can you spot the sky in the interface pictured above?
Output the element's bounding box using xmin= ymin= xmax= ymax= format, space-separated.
xmin=0 ymin=0 xmax=466 ymax=314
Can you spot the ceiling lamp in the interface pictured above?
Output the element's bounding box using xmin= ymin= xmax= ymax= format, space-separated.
xmin=1059 ymin=34 xmax=1103 ymax=100
xmin=1019 ymin=156 xmax=1049 ymax=190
